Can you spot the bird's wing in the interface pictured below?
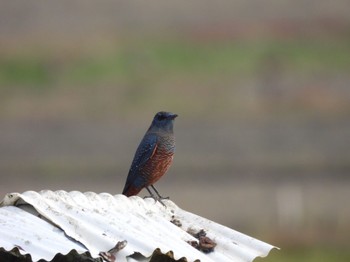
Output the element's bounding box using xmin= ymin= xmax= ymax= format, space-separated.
xmin=126 ymin=133 xmax=158 ymax=182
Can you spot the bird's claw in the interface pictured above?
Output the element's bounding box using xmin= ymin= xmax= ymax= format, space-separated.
xmin=143 ymin=195 xmax=168 ymax=207
xmin=160 ymin=196 xmax=170 ymax=200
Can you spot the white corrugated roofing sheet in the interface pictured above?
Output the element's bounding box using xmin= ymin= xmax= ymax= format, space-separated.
xmin=0 ymin=190 xmax=277 ymax=262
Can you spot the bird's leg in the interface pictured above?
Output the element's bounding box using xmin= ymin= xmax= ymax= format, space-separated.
xmin=144 ymin=186 xmax=166 ymax=207
xmin=151 ymin=185 xmax=169 ymax=200
xmin=144 ymin=187 xmax=156 ymax=198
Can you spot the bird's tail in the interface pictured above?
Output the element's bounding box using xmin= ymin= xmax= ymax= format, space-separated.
xmin=122 ymin=185 xmax=142 ymax=197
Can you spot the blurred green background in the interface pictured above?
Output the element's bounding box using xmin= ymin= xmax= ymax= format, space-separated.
xmin=1 ymin=1 xmax=350 ymax=261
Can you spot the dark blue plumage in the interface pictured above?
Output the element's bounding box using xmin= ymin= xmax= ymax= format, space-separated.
xmin=122 ymin=112 xmax=177 ymax=199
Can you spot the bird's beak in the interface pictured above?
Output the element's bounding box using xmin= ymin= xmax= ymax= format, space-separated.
xmin=170 ymin=114 xmax=178 ymax=120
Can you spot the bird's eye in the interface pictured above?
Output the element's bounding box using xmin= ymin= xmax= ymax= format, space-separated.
xmin=157 ymin=113 xmax=167 ymax=120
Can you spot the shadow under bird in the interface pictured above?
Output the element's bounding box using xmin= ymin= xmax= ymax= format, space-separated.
xmin=122 ymin=111 xmax=178 ymax=204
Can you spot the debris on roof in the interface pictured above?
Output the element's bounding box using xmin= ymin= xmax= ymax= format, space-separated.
xmin=0 ymin=190 xmax=278 ymax=262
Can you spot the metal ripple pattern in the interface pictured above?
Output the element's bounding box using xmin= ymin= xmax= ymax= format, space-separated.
xmin=0 ymin=190 xmax=277 ymax=262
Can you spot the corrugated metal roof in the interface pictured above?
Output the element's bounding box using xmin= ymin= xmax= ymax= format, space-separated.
xmin=0 ymin=190 xmax=277 ymax=262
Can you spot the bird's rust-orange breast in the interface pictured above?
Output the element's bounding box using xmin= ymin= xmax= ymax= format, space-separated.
xmin=140 ymin=145 xmax=174 ymax=187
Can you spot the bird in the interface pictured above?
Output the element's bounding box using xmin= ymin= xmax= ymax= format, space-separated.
xmin=122 ymin=111 xmax=178 ymax=203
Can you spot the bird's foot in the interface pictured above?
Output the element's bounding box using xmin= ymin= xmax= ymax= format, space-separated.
xmin=159 ymin=196 xmax=170 ymax=200
xmin=143 ymin=195 xmax=154 ymax=200
xmin=144 ymin=186 xmax=170 ymax=207
xmin=143 ymin=195 xmax=168 ymax=207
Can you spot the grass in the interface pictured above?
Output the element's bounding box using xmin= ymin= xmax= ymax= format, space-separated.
xmin=258 ymin=246 xmax=350 ymax=262
xmin=0 ymin=56 xmax=52 ymax=86
xmin=1 ymin=38 xmax=350 ymax=87
xmin=1 ymin=37 xmax=350 ymax=120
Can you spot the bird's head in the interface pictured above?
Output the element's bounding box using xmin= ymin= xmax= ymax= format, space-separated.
xmin=150 ymin=111 xmax=178 ymax=132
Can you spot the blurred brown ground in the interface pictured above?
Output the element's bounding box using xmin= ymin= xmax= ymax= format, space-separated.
xmin=1 ymin=1 xmax=350 ymax=259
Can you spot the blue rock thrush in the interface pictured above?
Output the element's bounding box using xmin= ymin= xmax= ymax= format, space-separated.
xmin=122 ymin=111 xmax=178 ymax=202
